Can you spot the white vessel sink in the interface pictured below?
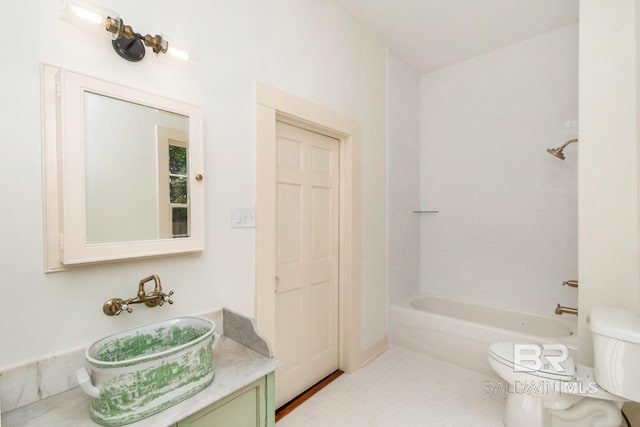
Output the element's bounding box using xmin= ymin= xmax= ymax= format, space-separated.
xmin=76 ymin=317 xmax=215 ymax=426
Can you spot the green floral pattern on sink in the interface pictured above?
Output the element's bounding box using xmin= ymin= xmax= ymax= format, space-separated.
xmin=81 ymin=317 xmax=215 ymax=426
xmin=94 ymin=325 xmax=210 ymax=364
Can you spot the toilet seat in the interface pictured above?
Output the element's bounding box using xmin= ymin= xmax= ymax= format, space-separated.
xmin=489 ymin=342 xmax=576 ymax=382
xmin=487 ymin=307 xmax=639 ymax=427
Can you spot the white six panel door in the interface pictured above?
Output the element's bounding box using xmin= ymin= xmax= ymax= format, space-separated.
xmin=275 ymin=121 xmax=340 ymax=408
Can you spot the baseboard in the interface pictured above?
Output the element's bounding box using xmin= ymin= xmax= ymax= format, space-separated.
xmin=275 ymin=370 xmax=344 ymax=421
xmin=360 ymin=335 xmax=390 ymax=367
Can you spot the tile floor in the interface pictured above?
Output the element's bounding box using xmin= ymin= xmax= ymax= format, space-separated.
xmin=276 ymin=346 xmax=507 ymax=427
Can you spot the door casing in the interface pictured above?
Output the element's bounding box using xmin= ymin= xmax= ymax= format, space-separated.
xmin=255 ymin=81 xmax=362 ymax=374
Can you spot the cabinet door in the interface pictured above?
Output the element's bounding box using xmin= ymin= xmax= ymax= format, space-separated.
xmin=178 ymin=377 xmax=267 ymax=427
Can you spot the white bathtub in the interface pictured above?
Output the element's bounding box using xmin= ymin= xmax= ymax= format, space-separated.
xmin=390 ymin=295 xmax=578 ymax=377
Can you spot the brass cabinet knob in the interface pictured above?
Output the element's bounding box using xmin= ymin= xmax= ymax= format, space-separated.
xmin=195 ymin=174 xmax=203 ymax=181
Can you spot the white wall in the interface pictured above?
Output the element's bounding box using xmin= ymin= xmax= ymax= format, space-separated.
xmin=419 ymin=25 xmax=579 ymax=314
xmin=577 ymin=0 xmax=640 ymax=365
xmin=0 ymin=0 xmax=387 ymax=368
xmin=387 ymin=51 xmax=420 ymax=304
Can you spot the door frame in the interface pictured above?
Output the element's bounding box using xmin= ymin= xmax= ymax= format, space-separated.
xmin=255 ymin=81 xmax=362 ymax=374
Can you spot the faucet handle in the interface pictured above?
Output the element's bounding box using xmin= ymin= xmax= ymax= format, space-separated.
xmin=159 ymin=290 xmax=174 ymax=306
xmin=103 ymin=298 xmax=133 ymax=316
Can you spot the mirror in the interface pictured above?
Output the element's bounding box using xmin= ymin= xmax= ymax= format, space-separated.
xmin=83 ymin=92 xmax=190 ymax=243
xmin=41 ymin=65 xmax=204 ymax=271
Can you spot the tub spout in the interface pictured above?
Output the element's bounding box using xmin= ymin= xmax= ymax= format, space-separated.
xmin=555 ymin=304 xmax=577 ymax=316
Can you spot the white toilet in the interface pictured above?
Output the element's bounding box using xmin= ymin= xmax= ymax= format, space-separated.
xmin=488 ymin=306 xmax=640 ymax=427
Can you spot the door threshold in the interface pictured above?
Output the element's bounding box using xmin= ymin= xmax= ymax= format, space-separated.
xmin=275 ymin=370 xmax=344 ymax=422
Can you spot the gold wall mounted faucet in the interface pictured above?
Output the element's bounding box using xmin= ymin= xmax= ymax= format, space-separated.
xmin=103 ymin=274 xmax=174 ymax=316
xmin=562 ymin=280 xmax=578 ymax=288
xmin=555 ymin=304 xmax=578 ymax=316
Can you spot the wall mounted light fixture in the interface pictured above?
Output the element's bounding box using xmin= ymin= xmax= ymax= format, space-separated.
xmin=60 ymin=0 xmax=196 ymax=63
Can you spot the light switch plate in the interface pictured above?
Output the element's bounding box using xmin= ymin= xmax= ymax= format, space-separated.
xmin=231 ymin=207 xmax=255 ymax=228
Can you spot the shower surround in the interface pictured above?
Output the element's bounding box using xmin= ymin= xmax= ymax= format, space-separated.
xmin=419 ymin=24 xmax=579 ymax=315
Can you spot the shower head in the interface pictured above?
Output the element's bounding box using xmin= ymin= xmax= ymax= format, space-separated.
xmin=547 ymin=138 xmax=578 ymax=160
xmin=546 ymin=147 xmax=566 ymax=160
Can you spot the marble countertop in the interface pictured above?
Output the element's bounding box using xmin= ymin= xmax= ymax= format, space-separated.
xmin=2 ymin=336 xmax=279 ymax=427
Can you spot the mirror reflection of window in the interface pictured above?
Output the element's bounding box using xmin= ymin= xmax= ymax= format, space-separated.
xmin=156 ymin=125 xmax=189 ymax=239
xmin=169 ymin=143 xmax=189 ymax=238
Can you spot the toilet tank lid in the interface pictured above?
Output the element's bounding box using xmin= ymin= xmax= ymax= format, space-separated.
xmin=590 ymin=307 xmax=640 ymax=344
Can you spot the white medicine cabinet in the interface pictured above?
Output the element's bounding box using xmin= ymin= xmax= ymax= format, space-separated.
xmin=41 ymin=64 xmax=205 ymax=271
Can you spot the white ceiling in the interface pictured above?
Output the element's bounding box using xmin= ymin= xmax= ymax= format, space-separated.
xmin=333 ymin=0 xmax=578 ymax=74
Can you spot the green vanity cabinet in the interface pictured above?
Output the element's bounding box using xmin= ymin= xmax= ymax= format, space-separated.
xmin=176 ymin=373 xmax=275 ymax=427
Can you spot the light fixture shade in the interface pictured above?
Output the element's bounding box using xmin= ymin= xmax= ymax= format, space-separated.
xmin=166 ymin=40 xmax=199 ymax=65
xmin=60 ymin=0 xmax=119 ymax=37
